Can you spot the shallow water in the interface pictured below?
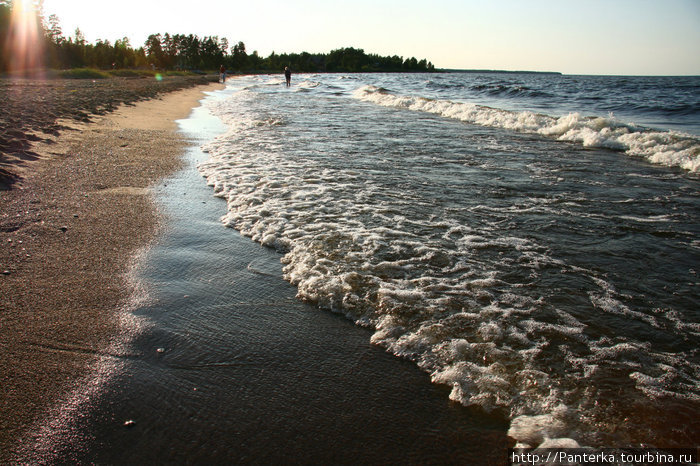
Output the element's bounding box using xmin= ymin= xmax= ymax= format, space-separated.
xmin=19 ymin=101 xmax=511 ymax=464
xmin=199 ymin=73 xmax=699 ymax=448
xmin=16 ymin=73 xmax=698 ymax=461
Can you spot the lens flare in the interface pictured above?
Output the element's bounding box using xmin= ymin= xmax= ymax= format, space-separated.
xmin=4 ymin=0 xmax=45 ymax=76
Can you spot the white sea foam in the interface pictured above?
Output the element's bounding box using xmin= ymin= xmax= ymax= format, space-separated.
xmin=199 ymin=75 xmax=700 ymax=448
xmin=353 ymin=85 xmax=700 ymax=172
xmin=508 ymin=407 xmax=573 ymax=448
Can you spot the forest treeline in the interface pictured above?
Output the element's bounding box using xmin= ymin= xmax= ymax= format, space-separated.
xmin=0 ymin=1 xmax=435 ymax=74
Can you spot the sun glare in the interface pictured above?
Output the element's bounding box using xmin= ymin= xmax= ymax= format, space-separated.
xmin=5 ymin=0 xmax=45 ymax=76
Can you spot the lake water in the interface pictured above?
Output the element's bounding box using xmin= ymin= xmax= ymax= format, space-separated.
xmin=199 ymin=72 xmax=699 ymax=448
xmin=14 ymin=72 xmax=698 ymax=462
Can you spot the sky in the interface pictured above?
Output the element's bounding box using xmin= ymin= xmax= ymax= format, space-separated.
xmin=40 ymin=0 xmax=700 ymax=76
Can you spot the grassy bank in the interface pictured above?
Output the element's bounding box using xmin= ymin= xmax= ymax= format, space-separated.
xmin=56 ymin=68 xmax=206 ymax=79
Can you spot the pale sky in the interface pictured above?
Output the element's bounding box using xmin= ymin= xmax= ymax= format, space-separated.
xmin=41 ymin=0 xmax=700 ymax=75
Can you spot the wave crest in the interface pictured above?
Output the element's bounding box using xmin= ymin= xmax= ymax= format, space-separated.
xmin=354 ymin=85 xmax=700 ymax=172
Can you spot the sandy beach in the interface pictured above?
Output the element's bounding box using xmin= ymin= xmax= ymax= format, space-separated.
xmin=6 ymin=71 xmax=693 ymax=460
xmin=0 ymin=74 xmax=516 ymax=463
xmin=0 ymin=77 xmax=223 ymax=459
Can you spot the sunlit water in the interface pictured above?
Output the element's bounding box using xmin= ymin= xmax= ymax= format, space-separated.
xmin=199 ymin=72 xmax=699 ymax=448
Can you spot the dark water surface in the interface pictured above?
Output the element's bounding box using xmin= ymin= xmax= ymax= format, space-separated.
xmin=15 ymin=72 xmax=699 ymax=462
xmin=198 ymin=74 xmax=699 ymax=448
xmin=26 ymin=103 xmax=510 ymax=464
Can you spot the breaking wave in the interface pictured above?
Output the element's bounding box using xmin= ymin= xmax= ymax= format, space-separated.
xmin=198 ymin=74 xmax=700 ymax=449
xmin=354 ymin=85 xmax=700 ymax=172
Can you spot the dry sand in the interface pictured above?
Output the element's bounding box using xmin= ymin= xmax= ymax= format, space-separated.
xmin=0 ymin=81 xmax=223 ymax=458
xmin=0 ymin=75 xmax=218 ymax=189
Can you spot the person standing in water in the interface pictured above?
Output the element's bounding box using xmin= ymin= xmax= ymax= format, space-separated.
xmin=220 ymin=64 xmax=226 ymax=83
xmin=284 ymin=66 xmax=291 ymax=87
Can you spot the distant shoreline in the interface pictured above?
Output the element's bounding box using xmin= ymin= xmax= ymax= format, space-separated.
xmin=437 ymin=69 xmax=700 ymax=77
xmin=438 ymin=68 xmax=562 ymax=75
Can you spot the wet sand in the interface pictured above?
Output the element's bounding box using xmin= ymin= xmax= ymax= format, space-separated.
xmin=0 ymin=78 xmax=223 ymax=460
xmin=8 ymin=102 xmax=512 ymax=464
xmin=2 ymin=78 xmax=513 ymax=464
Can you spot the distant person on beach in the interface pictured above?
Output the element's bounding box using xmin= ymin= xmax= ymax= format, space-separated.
xmin=284 ymin=66 xmax=291 ymax=87
xmin=220 ymin=65 xmax=226 ymax=83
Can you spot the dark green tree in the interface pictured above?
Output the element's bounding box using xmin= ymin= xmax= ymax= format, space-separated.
xmin=45 ymin=14 xmax=62 ymax=45
xmin=0 ymin=1 xmax=12 ymax=71
xmin=145 ymin=33 xmax=164 ymax=68
xmin=114 ymin=37 xmax=133 ymax=68
xmin=230 ymin=41 xmax=247 ymax=70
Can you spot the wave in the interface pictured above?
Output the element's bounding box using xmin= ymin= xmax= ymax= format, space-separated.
xmin=425 ymin=80 xmax=553 ymax=99
xmin=471 ymin=83 xmax=553 ymax=99
xmin=353 ymin=85 xmax=700 ymax=173
xmin=200 ymin=79 xmax=700 ymax=449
